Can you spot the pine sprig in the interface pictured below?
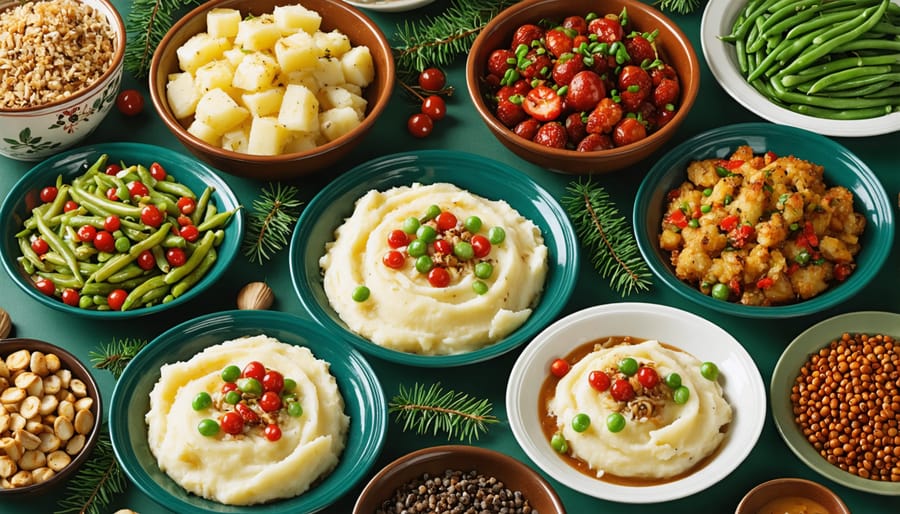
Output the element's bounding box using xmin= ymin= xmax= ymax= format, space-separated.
xmin=54 ymin=426 xmax=128 ymax=514
xmin=124 ymin=0 xmax=202 ymax=78
xmin=89 ymin=337 xmax=149 ymax=379
xmin=655 ymin=0 xmax=707 ymax=15
xmin=392 ymin=0 xmax=521 ymax=79
xmin=562 ymin=180 xmax=653 ymax=297
xmin=242 ymin=183 xmax=303 ymax=265
xmin=389 ymin=382 xmax=500 ymax=443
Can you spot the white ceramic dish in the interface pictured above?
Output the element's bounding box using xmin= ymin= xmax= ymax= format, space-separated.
xmin=700 ymin=0 xmax=900 ymax=137
xmin=506 ymin=302 xmax=766 ymax=504
xmin=342 ymin=0 xmax=435 ymax=13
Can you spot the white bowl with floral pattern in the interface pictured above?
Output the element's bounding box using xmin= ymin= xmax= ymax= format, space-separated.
xmin=0 ymin=0 xmax=125 ymax=161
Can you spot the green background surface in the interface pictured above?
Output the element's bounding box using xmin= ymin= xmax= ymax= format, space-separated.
xmin=1 ymin=1 xmax=898 ymax=513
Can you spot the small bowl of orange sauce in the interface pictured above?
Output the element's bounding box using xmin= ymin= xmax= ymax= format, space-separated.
xmin=735 ymin=478 xmax=850 ymax=514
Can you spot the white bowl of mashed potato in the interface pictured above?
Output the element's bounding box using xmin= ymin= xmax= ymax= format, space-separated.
xmin=506 ymin=302 xmax=766 ymax=503
xmin=109 ymin=309 xmax=387 ymax=513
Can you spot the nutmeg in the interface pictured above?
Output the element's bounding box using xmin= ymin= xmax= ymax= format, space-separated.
xmin=237 ymin=282 xmax=275 ymax=310
xmin=0 ymin=308 xmax=10 ymax=339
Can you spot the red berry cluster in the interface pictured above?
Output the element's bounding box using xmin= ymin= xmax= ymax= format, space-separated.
xmin=481 ymin=9 xmax=682 ymax=151
xmin=407 ymin=68 xmax=449 ymax=138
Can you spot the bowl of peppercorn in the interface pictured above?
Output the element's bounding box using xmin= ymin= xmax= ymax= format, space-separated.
xmin=465 ymin=0 xmax=700 ymax=174
xmin=771 ymin=310 xmax=900 ymax=495
xmin=353 ymin=445 xmax=567 ymax=513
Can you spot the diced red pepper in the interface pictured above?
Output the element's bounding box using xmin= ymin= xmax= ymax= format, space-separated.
xmin=802 ymin=221 xmax=818 ymax=247
xmin=667 ymin=188 xmax=681 ymax=201
xmin=834 ymin=263 xmax=852 ymax=281
xmin=787 ymin=262 xmax=800 ymax=275
xmin=667 ymin=209 xmax=688 ymax=228
xmin=765 ymin=151 xmax=777 ymax=163
xmin=719 ymin=214 xmax=740 ymax=232
xmin=729 ymin=277 xmax=742 ymax=295
xmin=719 ymin=159 xmax=745 ymax=170
xmin=756 ymin=277 xmax=774 ymax=290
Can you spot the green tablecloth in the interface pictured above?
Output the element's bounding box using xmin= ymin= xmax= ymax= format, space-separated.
xmin=1 ymin=1 xmax=897 ymax=513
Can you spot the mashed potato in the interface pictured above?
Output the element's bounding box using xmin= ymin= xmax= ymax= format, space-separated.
xmin=548 ymin=339 xmax=732 ymax=479
xmin=146 ymin=335 xmax=349 ymax=505
xmin=320 ymin=182 xmax=548 ymax=355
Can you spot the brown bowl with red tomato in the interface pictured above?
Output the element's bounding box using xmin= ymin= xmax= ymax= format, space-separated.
xmin=466 ymin=0 xmax=699 ymax=174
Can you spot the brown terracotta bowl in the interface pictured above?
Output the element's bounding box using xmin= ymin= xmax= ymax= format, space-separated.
xmin=149 ymin=0 xmax=394 ymax=181
xmin=353 ymin=445 xmax=566 ymax=513
xmin=0 ymin=338 xmax=102 ymax=496
xmin=735 ymin=478 xmax=851 ymax=514
xmin=465 ymin=0 xmax=699 ymax=174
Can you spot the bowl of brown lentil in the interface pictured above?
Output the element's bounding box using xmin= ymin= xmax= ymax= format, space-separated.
xmin=0 ymin=0 xmax=125 ymax=161
xmin=352 ymin=445 xmax=567 ymax=513
xmin=771 ymin=310 xmax=900 ymax=495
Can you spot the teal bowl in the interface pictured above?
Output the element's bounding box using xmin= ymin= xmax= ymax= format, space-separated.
xmin=0 ymin=142 xmax=243 ymax=318
xmin=109 ymin=309 xmax=387 ymax=513
xmin=289 ymin=150 xmax=579 ymax=367
xmin=634 ymin=123 xmax=893 ymax=318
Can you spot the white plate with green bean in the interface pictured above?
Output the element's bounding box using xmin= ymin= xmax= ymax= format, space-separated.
xmin=702 ymin=0 xmax=900 ymax=137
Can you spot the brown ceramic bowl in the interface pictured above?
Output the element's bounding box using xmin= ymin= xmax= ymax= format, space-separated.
xmin=149 ymin=0 xmax=394 ymax=181
xmin=353 ymin=445 xmax=566 ymax=513
xmin=0 ymin=338 xmax=102 ymax=495
xmin=735 ymin=478 xmax=851 ymax=514
xmin=466 ymin=0 xmax=699 ymax=174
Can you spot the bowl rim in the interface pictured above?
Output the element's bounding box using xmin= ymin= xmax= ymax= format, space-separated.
xmin=148 ymin=0 xmax=396 ymax=165
xmin=506 ymin=302 xmax=767 ymax=503
xmin=0 ymin=141 xmax=244 ymax=318
xmin=700 ymin=0 xmax=900 ymax=137
xmin=0 ymin=0 xmax=125 ymax=115
xmin=465 ymin=0 xmax=701 ymax=162
xmin=108 ymin=308 xmax=388 ymax=513
xmin=633 ymin=121 xmax=895 ymax=318
xmin=735 ymin=477 xmax=851 ymax=514
xmin=0 ymin=337 xmax=103 ymax=495
xmin=289 ymin=148 xmax=580 ymax=367
xmin=770 ymin=310 xmax=900 ymax=496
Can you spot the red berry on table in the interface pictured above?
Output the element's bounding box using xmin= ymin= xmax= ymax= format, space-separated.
xmin=533 ymin=122 xmax=567 ymax=149
xmin=264 ymin=423 xmax=282 ymax=442
xmin=116 ymin=89 xmax=144 ymax=116
xmin=107 ymin=289 xmax=128 ymax=311
xmin=242 ymin=361 xmax=266 ymax=381
xmin=588 ymin=370 xmax=611 ymax=391
xmin=407 ymin=113 xmax=433 ymax=138
xmin=422 ymin=95 xmax=446 ymax=121
xmin=30 ymin=237 xmax=50 ymax=255
xmin=522 ymin=86 xmax=563 ymax=122
xmin=39 ymin=186 xmax=58 ymax=203
xmin=418 ymin=67 xmax=446 ymax=91
xmin=34 ymin=277 xmax=55 ymax=296
xmin=610 ymin=378 xmax=635 ymax=402
xmin=220 ymin=412 xmax=244 ymax=435
xmin=550 ymin=358 xmax=570 ymax=378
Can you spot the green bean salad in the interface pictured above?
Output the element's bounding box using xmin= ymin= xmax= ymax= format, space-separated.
xmin=724 ymin=0 xmax=900 ymax=120
xmin=14 ymin=154 xmax=238 ymax=311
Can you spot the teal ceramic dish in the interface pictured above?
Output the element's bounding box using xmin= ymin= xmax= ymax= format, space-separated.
xmin=771 ymin=311 xmax=900 ymax=496
xmin=289 ymin=150 xmax=579 ymax=367
xmin=109 ymin=309 xmax=387 ymax=513
xmin=0 ymin=142 xmax=243 ymax=318
xmin=634 ymin=122 xmax=893 ymax=318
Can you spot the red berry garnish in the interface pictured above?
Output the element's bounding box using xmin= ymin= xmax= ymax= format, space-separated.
xmin=264 ymin=423 xmax=282 ymax=442
xmin=427 ymin=267 xmax=450 ymax=288
xmin=588 ymin=370 xmax=611 ymax=392
xmin=471 ymin=235 xmax=491 ymax=258
xmin=220 ymin=412 xmax=244 ymax=435
xmin=435 ymin=211 xmax=457 ymax=231
xmin=259 ymin=391 xmax=282 ymax=413
xmin=140 ymin=204 xmax=163 ymax=227
xmin=550 ymin=358 xmax=570 ymax=378
xmin=433 ymin=239 xmax=452 ymax=255
xmin=242 ymin=361 xmax=266 ymax=381
xmin=387 ymin=229 xmax=409 ymax=248
xmin=262 ymin=371 xmax=284 ymax=393
xmin=383 ymin=250 xmax=405 ymax=269
xmin=407 ymin=113 xmax=433 ymax=138
xmin=63 ymin=200 xmax=78 ymax=212
xmin=422 ymin=95 xmax=446 ymax=121
xmin=610 ymin=378 xmax=635 ymax=402
xmin=105 ymin=163 xmax=122 ymax=176
xmin=637 ymin=366 xmax=660 ymax=388
xmin=179 ymin=224 xmax=200 ymax=242
xmin=128 ymin=181 xmax=149 ymax=199
xmin=104 ymin=215 xmax=121 ymax=232
xmin=177 ymin=196 xmax=196 ymax=215
xmin=221 ymin=382 xmax=238 ymax=395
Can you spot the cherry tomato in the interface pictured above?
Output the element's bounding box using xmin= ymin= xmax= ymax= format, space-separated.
xmin=522 ymin=86 xmax=563 ymax=122
xmin=179 ymin=224 xmax=200 ymax=243
xmin=176 ymin=196 xmax=195 ymax=215
xmin=219 ymin=412 xmax=243 ymax=435
xmin=141 ymin=204 xmax=164 ymax=227
xmin=562 ymin=15 xmax=588 ymax=35
xmin=407 ymin=113 xmax=433 ymax=138
xmin=264 ymin=423 xmax=282 ymax=442
xmin=242 ymin=361 xmax=266 ymax=381
xmin=427 ymin=267 xmax=450 ymax=288
xmin=387 ymin=229 xmax=409 ymax=248
xmin=610 ymin=378 xmax=635 ymax=402
xmin=382 ymin=250 xmax=405 ymax=269
xmin=34 ymin=277 xmax=55 ymax=296
xmin=588 ymin=370 xmax=611 ymax=392
xmin=63 ymin=200 xmax=78 ymax=212
xmin=30 ymin=237 xmax=49 ymax=255
xmin=104 ymin=163 xmax=122 ymax=176
xmin=104 ymin=215 xmax=121 ymax=232
xmin=221 ymin=382 xmax=238 ymax=395
xmin=116 ymin=89 xmax=144 ymax=116
xmin=93 ymin=231 xmax=115 ymax=253
xmin=165 ymin=247 xmax=186 ymax=267
xmin=106 ymin=187 xmax=119 ymax=201
xmin=637 ymin=366 xmax=660 ymax=388
xmin=259 ymin=391 xmax=282 ymax=412
xmin=149 ymin=162 xmax=167 ymax=180
xmin=519 ymin=49 xmax=552 ymax=80
xmin=127 ymin=181 xmax=148 ymax=199
xmin=435 ymin=211 xmax=457 ymax=231
xmin=39 ymin=186 xmax=58 ymax=203
xmin=433 ymin=239 xmax=452 ymax=255
xmin=422 ymin=95 xmax=446 ymax=121
xmin=76 ymin=225 xmax=96 ymax=243
xmin=471 ymin=235 xmax=491 ymax=258
xmin=235 ymin=403 xmax=259 ymax=424
xmin=61 ymin=288 xmax=80 ymax=307
xmin=262 ymin=370 xmax=284 ymax=393
xmin=551 ymin=53 xmax=585 ymax=85
xmin=107 ymin=289 xmax=128 ymax=311
xmin=137 ymin=249 xmax=156 ymax=271
xmin=550 ymin=358 xmax=570 ymax=378
xmin=418 ymin=67 xmax=446 ymax=91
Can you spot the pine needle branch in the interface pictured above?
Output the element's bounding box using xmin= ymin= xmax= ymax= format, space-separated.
xmin=654 ymin=0 xmax=706 ymax=15
xmin=54 ymin=426 xmax=128 ymax=514
xmin=562 ymin=180 xmax=653 ymax=297
xmin=89 ymin=337 xmax=149 ymax=380
xmin=389 ymin=382 xmax=500 ymax=443
xmin=241 ymin=183 xmax=303 ymax=265
xmin=124 ymin=0 xmax=202 ymax=78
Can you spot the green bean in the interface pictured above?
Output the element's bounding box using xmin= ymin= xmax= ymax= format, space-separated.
xmin=203 ymin=204 xmax=218 ymax=223
xmin=139 ymin=284 xmax=171 ymax=307
xmin=730 ymin=0 xmax=782 ymax=41
xmin=35 ymin=272 xmax=82 ymax=289
xmin=107 ymin=263 xmax=146 ymax=283
xmin=768 ymin=75 xmax=900 ymax=107
xmin=64 ymin=215 xmax=106 ymax=229
xmin=757 ymin=0 xmax=819 ymax=38
xmin=170 ymin=247 xmax=217 ymax=298
xmin=121 ymin=275 xmax=167 ymax=311
xmin=18 ymin=237 xmax=51 ymax=273
xmin=806 ymin=64 xmax=894 ymax=93
xmin=163 ymin=234 xmax=187 ymax=248
xmin=834 ymin=38 xmax=900 ymax=53
xmin=867 ymin=85 xmax=900 ymax=97
xmin=74 ymin=154 xmax=108 ymax=187
xmin=41 ymin=184 xmax=70 ymax=221
xmin=135 ymin=165 xmax=156 ymax=187
xmin=154 ymin=178 xmax=196 ymax=200
xmin=34 ymin=211 xmax=82 ymax=286
xmin=88 ymin=222 xmax=172 ymax=283
xmin=797 ymin=80 xmax=895 ymax=97
xmin=41 ymin=252 xmax=100 ymax=274
xmin=69 ymin=184 xmax=142 ymax=219
xmin=20 ymin=258 xmax=35 ymax=275
xmin=788 ymin=103 xmax=895 ymax=119
xmin=784 ymin=7 xmax=866 ymax=40
xmin=778 ymin=54 xmax=900 ymax=87
xmin=191 ymin=186 xmax=214 ymax=226
xmin=164 ymin=231 xmax=216 ymax=285
xmin=760 ymin=0 xmax=862 ymax=40
xmin=197 ymin=209 xmax=237 ymax=232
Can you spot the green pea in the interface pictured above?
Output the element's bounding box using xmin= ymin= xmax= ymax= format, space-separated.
xmin=606 ymin=412 xmax=626 ymax=433
xmin=423 ymin=205 xmax=441 ymax=221
xmin=402 ymin=216 xmax=420 ymax=234
xmin=78 ymin=295 xmax=93 ymax=309
xmin=618 ymin=357 xmax=638 ymax=376
xmin=283 ymin=378 xmax=296 ymax=392
xmin=224 ymin=390 xmax=241 ymax=404
xmin=673 ymin=385 xmax=690 ymax=404
xmin=407 ymin=239 xmax=427 ymax=257
xmin=664 ymin=372 xmax=682 ymax=389
xmin=474 ymin=261 xmax=494 ymax=279
xmin=488 ymin=226 xmax=506 ymax=244
xmin=795 ymin=249 xmax=811 ymax=265
xmin=472 ymin=280 xmax=488 ymax=295
xmin=416 ymin=225 xmax=437 ymax=243
xmin=702 ymin=188 xmax=713 ymax=197
xmin=197 ymin=418 xmax=220 ymax=437
xmin=688 ymin=219 xmax=700 ymax=228
xmin=700 ymin=362 xmax=719 ymax=381
xmin=191 ymin=392 xmax=212 ymax=411
xmin=454 ymin=241 xmax=474 ymax=260
xmin=352 ymin=285 xmax=370 ymax=302
xmin=700 ymin=204 xmax=712 ymax=214
xmin=221 ymin=365 xmax=240 ymax=383
xmin=464 ymin=216 xmax=482 ymax=233
xmin=287 ymin=401 xmax=303 ymax=417
xmin=237 ymin=377 xmax=262 ymax=396
xmin=711 ymin=283 xmax=730 ymax=301
xmin=550 ymin=432 xmax=568 ymax=453
xmin=114 ymin=236 xmax=131 ymax=253
xmin=415 ymin=255 xmax=433 ymax=273
xmin=571 ymin=413 xmax=591 ymax=433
